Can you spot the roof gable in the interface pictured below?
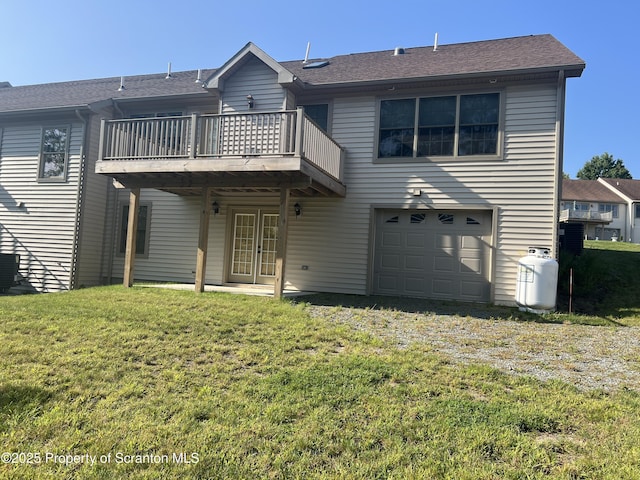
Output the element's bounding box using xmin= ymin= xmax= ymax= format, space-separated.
xmin=599 ymin=178 xmax=640 ymax=201
xmin=204 ymin=42 xmax=296 ymax=92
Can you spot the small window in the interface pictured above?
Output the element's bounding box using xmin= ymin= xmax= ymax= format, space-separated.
xmin=302 ymin=104 xmax=329 ymax=132
xmin=39 ymin=126 xmax=69 ymax=180
xmin=598 ymin=204 xmax=619 ymax=219
xmin=410 ymin=213 xmax=426 ymax=224
xmin=119 ymin=204 xmax=151 ymax=257
xmin=438 ymin=214 xmax=454 ymax=224
xmin=467 ymin=217 xmax=480 ymax=225
xmin=636 ymin=204 xmax=640 ymax=218
xmin=385 ymin=215 xmax=399 ymax=224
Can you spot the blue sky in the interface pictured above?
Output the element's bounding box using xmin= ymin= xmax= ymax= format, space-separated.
xmin=1 ymin=0 xmax=637 ymax=178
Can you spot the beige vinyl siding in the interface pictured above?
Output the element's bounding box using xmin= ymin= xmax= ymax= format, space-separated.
xmin=221 ymin=57 xmax=286 ymax=113
xmin=0 ymin=122 xmax=84 ymax=292
xmin=284 ymin=85 xmax=559 ymax=304
xmin=102 ymin=85 xmax=559 ymax=305
xmin=75 ymin=114 xmax=111 ymax=287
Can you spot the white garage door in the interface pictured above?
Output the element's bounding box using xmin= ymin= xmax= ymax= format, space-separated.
xmin=373 ymin=209 xmax=492 ymax=302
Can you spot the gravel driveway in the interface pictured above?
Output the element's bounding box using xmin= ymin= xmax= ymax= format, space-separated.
xmin=302 ymin=295 xmax=640 ymax=392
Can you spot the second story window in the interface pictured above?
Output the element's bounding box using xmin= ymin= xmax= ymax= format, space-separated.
xmin=302 ymin=104 xmax=329 ymax=132
xmin=39 ymin=126 xmax=69 ymax=180
xmin=378 ymin=93 xmax=500 ymax=160
xmin=599 ymin=203 xmax=619 ymax=218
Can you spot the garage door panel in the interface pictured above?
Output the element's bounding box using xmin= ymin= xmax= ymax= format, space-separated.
xmin=460 ymin=257 xmax=482 ymax=274
xmin=432 ymin=278 xmax=453 ymax=296
xmin=404 ymin=254 xmax=426 ymax=270
xmin=377 ymin=274 xmax=399 ymax=292
xmin=461 ymin=235 xmax=484 ymax=250
xmin=381 ymin=231 xmax=402 ymax=247
xmin=460 ymin=280 xmax=489 ymax=299
xmin=380 ymin=253 xmax=401 ymax=269
xmin=433 ymin=255 xmax=454 ymax=273
xmin=405 ymin=276 xmax=426 ymax=294
xmin=406 ymin=232 xmax=426 ymax=248
xmin=374 ymin=209 xmax=492 ymax=302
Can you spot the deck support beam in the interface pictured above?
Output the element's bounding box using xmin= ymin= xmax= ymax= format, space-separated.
xmin=195 ymin=187 xmax=213 ymax=293
xmin=123 ymin=188 xmax=140 ymax=288
xmin=274 ymin=188 xmax=291 ymax=299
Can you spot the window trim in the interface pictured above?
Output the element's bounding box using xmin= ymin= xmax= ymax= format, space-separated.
xmin=117 ymin=202 xmax=152 ymax=259
xmin=38 ymin=125 xmax=71 ymax=182
xmin=374 ymin=90 xmax=504 ymax=163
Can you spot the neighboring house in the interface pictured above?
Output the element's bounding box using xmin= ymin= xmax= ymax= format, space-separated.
xmin=599 ymin=178 xmax=640 ymax=243
xmin=560 ymin=179 xmax=626 ymax=241
xmin=0 ymin=34 xmax=584 ymax=305
xmin=560 ymin=178 xmax=640 ymax=242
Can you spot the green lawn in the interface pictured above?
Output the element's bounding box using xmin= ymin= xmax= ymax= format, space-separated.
xmin=1 ymin=286 xmax=640 ymax=479
xmin=556 ymin=240 xmax=640 ymax=325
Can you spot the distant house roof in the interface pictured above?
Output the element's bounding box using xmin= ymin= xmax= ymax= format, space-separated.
xmin=562 ymin=179 xmax=626 ymax=203
xmin=1 ymin=34 xmax=584 ymax=115
xmin=599 ymin=178 xmax=640 ymax=201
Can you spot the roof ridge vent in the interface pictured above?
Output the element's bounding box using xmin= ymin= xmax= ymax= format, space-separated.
xmin=393 ymin=47 xmax=405 ymax=56
xmin=0 ymin=81 xmax=12 ymax=88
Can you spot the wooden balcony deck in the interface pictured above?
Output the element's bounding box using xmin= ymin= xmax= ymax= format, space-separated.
xmin=95 ymin=108 xmax=345 ymax=197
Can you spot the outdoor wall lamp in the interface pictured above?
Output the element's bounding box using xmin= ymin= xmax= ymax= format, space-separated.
xmin=294 ymin=202 xmax=302 ymax=217
xmin=211 ymin=201 xmax=219 ymax=215
xmin=246 ymin=95 xmax=254 ymax=109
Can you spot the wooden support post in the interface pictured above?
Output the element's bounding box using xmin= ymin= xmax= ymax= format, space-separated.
xmin=195 ymin=187 xmax=212 ymax=293
xmin=274 ymin=188 xmax=291 ymax=299
xmin=123 ymin=188 xmax=140 ymax=288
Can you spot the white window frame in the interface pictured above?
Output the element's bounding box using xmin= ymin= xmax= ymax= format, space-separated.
xmin=38 ymin=125 xmax=70 ymax=181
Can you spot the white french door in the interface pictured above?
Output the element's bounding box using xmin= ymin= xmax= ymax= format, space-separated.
xmin=228 ymin=209 xmax=279 ymax=285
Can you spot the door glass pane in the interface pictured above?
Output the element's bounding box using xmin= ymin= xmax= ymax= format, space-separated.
xmin=232 ymin=214 xmax=255 ymax=276
xmin=259 ymin=214 xmax=279 ymax=276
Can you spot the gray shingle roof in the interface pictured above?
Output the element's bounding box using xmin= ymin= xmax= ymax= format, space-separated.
xmin=1 ymin=34 xmax=583 ymax=114
xmin=562 ymin=180 xmax=625 ymax=203
xmin=599 ymin=178 xmax=640 ymax=201
xmin=0 ymin=69 xmax=216 ymax=114
xmin=284 ymin=34 xmax=584 ymax=86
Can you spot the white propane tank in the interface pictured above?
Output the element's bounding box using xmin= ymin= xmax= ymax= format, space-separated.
xmin=516 ymin=247 xmax=559 ymax=313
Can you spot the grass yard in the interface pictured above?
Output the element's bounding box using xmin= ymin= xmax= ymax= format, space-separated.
xmin=556 ymin=240 xmax=640 ymax=325
xmin=1 ymin=285 xmax=640 ymax=479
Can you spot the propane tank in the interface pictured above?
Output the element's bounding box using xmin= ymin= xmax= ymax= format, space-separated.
xmin=516 ymin=247 xmax=558 ymax=313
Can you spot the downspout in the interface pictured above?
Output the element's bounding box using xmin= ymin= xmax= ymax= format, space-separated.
xmin=70 ymin=108 xmax=90 ymax=289
xmin=553 ymin=70 xmax=567 ymax=257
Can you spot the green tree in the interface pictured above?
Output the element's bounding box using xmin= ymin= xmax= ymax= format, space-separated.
xmin=577 ymin=153 xmax=632 ymax=180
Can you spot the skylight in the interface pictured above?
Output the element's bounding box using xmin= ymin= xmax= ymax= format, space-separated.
xmin=303 ymin=60 xmax=330 ymax=69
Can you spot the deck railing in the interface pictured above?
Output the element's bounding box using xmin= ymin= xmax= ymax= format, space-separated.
xmin=559 ymin=209 xmax=613 ymax=223
xmin=98 ymin=108 xmax=343 ymax=181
